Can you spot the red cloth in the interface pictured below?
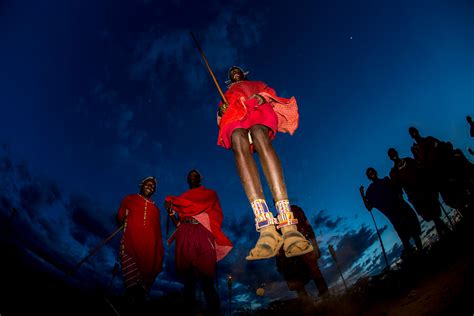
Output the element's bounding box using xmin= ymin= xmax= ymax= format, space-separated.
xmin=117 ymin=194 xmax=164 ymax=290
xmin=219 ymin=99 xmax=278 ymax=149
xmin=217 ymin=80 xmax=299 ymax=148
xmin=166 ymin=186 xmax=233 ymax=261
xmin=173 ymin=221 xmax=217 ymax=277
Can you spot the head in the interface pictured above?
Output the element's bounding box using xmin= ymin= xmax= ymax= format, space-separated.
xmin=408 ymin=126 xmax=420 ymax=139
xmin=387 ymin=147 xmax=399 ymax=161
xmin=228 ymin=66 xmax=246 ymax=83
xmin=187 ymin=169 xmax=202 ymax=189
xmin=366 ymin=167 xmax=378 ymax=181
xmin=467 ymin=115 xmax=473 ymax=124
xmin=139 ymin=176 xmax=157 ymax=198
xmin=290 ymin=205 xmax=305 ymax=219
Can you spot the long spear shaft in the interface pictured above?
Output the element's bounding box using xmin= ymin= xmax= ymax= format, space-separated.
xmin=369 ymin=211 xmax=390 ymax=269
xmin=438 ymin=202 xmax=454 ymax=229
xmin=189 ymin=31 xmax=229 ymax=105
xmin=360 ymin=189 xmax=389 ymax=269
xmin=68 ymin=225 xmax=124 ymax=276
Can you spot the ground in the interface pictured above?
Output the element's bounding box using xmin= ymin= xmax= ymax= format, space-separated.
xmin=1 ymin=217 xmax=472 ymax=315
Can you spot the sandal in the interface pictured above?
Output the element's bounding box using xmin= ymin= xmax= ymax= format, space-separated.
xmin=283 ymin=230 xmax=313 ymax=258
xmin=246 ymin=230 xmax=284 ymax=261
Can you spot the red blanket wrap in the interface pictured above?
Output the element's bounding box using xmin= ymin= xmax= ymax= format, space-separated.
xmin=166 ymin=186 xmax=233 ymax=261
xmin=117 ymin=194 xmax=164 ymax=290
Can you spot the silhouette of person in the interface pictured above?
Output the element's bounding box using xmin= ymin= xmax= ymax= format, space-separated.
xmin=215 ymin=66 xmax=312 ymax=260
xmin=360 ymin=168 xmax=423 ymax=256
xmin=467 ymin=116 xmax=474 ymax=138
xmin=165 ymin=170 xmax=233 ymax=316
xmin=388 ymin=147 xmax=449 ymax=239
xmin=275 ymin=205 xmax=329 ymax=298
xmin=409 ymin=127 xmax=473 ymax=218
xmin=467 ymin=116 xmax=474 ymax=156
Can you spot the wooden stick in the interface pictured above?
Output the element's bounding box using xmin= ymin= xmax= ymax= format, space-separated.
xmin=190 ymin=31 xmax=229 ymax=105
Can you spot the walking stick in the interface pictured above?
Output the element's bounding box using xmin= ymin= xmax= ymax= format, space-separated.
xmin=227 ymin=275 xmax=233 ymax=316
xmin=369 ymin=211 xmax=390 ymax=269
xmin=68 ymin=225 xmax=124 ymax=276
xmin=439 ymin=202 xmax=455 ymax=229
xmin=360 ymin=187 xmax=390 ymax=269
xmin=189 ymin=32 xmax=229 ymax=106
xmin=328 ymin=244 xmax=348 ymax=291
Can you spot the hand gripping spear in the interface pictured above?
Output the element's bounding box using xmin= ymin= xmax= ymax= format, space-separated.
xmin=189 ymin=32 xmax=229 ymax=112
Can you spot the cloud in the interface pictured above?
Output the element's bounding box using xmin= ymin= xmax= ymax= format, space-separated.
xmin=314 ymin=209 xmax=344 ymax=230
xmin=0 ymin=148 xmax=119 ymax=290
xmin=128 ymin=4 xmax=265 ymax=96
xmin=319 ymin=224 xmax=388 ymax=286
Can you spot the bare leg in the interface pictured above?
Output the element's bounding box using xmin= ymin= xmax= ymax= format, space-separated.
xmin=231 ymin=128 xmax=282 ymax=260
xmin=251 ymin=125 xmax=313 ymax=257
xmin=231 ymin=128 xmax=264 ymax=201
xmin=249 ymin=125 xmax=287 ymax=201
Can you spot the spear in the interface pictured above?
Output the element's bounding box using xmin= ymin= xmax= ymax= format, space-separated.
xmin=360 ymin=186 xmax=390 ymax=269
xmin=328 ymin=244 xmax=348 ymax=291
xmin=189 ymin=32 xmax=229 ymax=106
xmin=438 ymin=202 xmax=454 ymax=229
xmin=68 ymin=225 xmax=124 ymax=276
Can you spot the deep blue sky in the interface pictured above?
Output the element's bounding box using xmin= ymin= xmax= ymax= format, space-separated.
xmin=1 ymin=0 xmax=473 ymax=310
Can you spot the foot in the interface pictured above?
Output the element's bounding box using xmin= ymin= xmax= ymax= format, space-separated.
xmin=246 ymin=226 xmax=283 ymax=260
xmin=281 ymin=225 xmax=313 ymax=258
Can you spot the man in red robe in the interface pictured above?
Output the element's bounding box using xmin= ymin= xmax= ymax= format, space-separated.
xmin=117 ymin=176 xmax=164 ymax=312
xmin=216 ymin=66 xmax=312 ymax=260
xmin=165 ymin=169 xmax=232 ymax=316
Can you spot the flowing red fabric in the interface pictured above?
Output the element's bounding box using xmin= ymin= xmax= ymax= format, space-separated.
xmin=117 ymin=194 xmax=164 ymax=289
xmin=166 ymin=186 xmax=233 ymax=261
xmin=217 ymin=80 xmax=299 ymax=148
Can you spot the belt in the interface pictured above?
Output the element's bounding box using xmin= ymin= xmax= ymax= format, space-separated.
xmin=180 ymin=218 xmax=199 ymax=225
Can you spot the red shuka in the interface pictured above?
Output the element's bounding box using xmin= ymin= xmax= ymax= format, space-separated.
xmin=218 ymin=80 xmax=299 ymax=148
xmin=166 ymin=186 xmax=233 ymax=261
xmin=117 ymin=194 xmax=164 ymax=289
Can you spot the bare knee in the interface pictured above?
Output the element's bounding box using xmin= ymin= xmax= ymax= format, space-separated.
xmin=250 ymin=125 xmax=272 ymax=152
xmin=231 ymin=129 xmax=250 ymax=154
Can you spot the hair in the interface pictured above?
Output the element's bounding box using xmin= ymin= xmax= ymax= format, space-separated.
xmin=139 ymin=176 xmax=157 ymax=188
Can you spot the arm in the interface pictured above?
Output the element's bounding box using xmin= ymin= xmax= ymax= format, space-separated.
xmin=117 ymin=197 xmax=129 ymax=225
xmin=164 ymin=200 xmax=179 ymax=227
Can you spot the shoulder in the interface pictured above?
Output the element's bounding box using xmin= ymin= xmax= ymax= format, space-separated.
xmin=121 ymin=194 xmax=135 ymax=203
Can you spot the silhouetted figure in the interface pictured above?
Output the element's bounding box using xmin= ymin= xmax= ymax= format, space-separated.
xmin=361 ymin=168 xmax=423 ymax=256
xmin=117 ymin=176 xmax=164 ymax=315
xmin=276 ymin=205 xmax=329 ymax=298
xmin=467 ymin=116 xmax=474 ymax=138
xmin=467 ymin=116 xmax=474 ymax=156
xmin=388 ymin=148 xmax=449 ymax=238
xmin=165 ymin=170 xmax=233 ymax=316
xmin=409 ymin=127 xmax=474 ymax=217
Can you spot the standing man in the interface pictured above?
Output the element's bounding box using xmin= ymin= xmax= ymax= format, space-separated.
xmin=276 ymin=205 xmax=329 ymax=298
xmin=216 ymin=66 xmax=312 ymax=260
xmin=409 ymin=126 xmax=473 ymax=217
xmin=117 ymin=176 xmax=164 ymax=313
xmin=388 ymin=147 xmax=449 ymax=239
xmin=165 ymin=169 xmax=233 ymax=316
xmin=360 ymin=168 xmax=423 ymax=256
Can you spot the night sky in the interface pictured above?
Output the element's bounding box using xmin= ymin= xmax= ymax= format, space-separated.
xmin=1 ymin=0 xmax=473 ymax=310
